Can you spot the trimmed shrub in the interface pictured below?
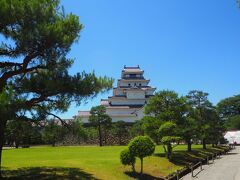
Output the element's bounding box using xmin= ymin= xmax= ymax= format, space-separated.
xmin=120 ymin=149 xmax=136 ymax=171
xmin=128 ymin=136 xmax=155 ymax=174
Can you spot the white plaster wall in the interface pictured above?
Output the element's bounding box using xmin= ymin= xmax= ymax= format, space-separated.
xmin=146 ymin=89 xmax=155 ymax=95
xmin=110 ymin=116 xmax=139 ymax=123
xmin=78 ymin=108 xmax=145 ymax=123
xmin=127 ymin=91 xmax=145 ymax=99
xmin=118 ymin=80 xmax=149 ymax=87
xmin=106 ymin=109 xmax=136 ymax=115
xmin=113 ymin=89 xmax=125 ymax=96
xmin=110 ymin=98 xmax=146 ymax=105
xmin=136 ymin=108 xmax=145 ymax=119
xmin=77 ymin=115 xmax=139 ymax=123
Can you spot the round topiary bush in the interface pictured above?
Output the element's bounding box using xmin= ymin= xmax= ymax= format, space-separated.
xmin=128 ymin=136 xmax=155 ymax=174
xmin=120 ymin=149 xmax=136 ymax=171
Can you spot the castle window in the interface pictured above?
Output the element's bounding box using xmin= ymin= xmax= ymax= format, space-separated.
xmin=129 ymin=74 xmax=136 ymax=78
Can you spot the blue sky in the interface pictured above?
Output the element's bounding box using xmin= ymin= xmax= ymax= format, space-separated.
xmin=55 ymin=1 xmax=240 ymax=118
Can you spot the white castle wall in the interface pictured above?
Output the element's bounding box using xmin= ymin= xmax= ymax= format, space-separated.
xmin=127 ymin=91 xmax=145 ymax=99
xmin=110 ymin=98 xmax=146 ymax=105
xmin=146 ymin=89 xmax=155 ymax=95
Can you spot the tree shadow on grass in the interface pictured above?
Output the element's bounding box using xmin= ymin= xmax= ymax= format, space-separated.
xmin=125 ymin=171 xmax=164 ymax=180
xmin=154 ymin=148 xmax=222 ymax=167
xmin=153 ymin=152 xmax=166 ymax=158
xmin=2 ymin=167 xmax=101 ymax=180
xmin=225 ymin=152 xmax=238 ymax=155
xmin=169 ymin=151 xmax=206 ymax=166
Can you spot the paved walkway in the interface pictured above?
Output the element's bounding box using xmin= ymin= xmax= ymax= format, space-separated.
xmin=182 ymin=147 xmax=240 ymax=180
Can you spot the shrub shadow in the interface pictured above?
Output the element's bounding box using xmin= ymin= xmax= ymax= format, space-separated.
xmin=125 ymin=171 xmax=164 ymax=180
xmin=225 ymin=152 xmax=238 ymax=155
xmin=2 ymin=167 xmax=100 ymax=180
xmin=154 ymin=146 xmax=228 ymax=167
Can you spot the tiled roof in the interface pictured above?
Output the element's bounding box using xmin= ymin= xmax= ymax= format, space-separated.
xmin=78 ymin=111 xmax=91 ymax=116
xmin=100 ymin=99 xmax=109 ymax=106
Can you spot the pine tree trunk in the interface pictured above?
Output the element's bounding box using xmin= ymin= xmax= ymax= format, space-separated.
xmin=0 ymin=119 xmax=7 ymax=178
xmin=167 ymin=143 xmax=172 ymax=159
xmin=203 ymin=138 xmax=206 ymax=149
xmin=132 ymin=162 xmax=135 ymax=172
xmin=140 ymin=158 xmax=143 ymax=175
xmin=98 ymin=124 xmax=102 ymax=146
xmin=187 ymin=139 xmax=192 ymax=152
xmin=104 ymin=128 xmax=107 ymax=145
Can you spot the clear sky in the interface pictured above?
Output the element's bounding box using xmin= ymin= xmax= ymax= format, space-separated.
xmin=59 ymin=1 xmax=240 ymax=118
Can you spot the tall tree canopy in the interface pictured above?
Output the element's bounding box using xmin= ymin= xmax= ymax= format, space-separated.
xmin=217 ymin=95 xmax=240 ymax=119
xmin=186 ymin=90 xmax=215 ymax=149
xmin=143 ymin=90 xmax=188 ymax=155
xmin=145 ymin=90 xmax=188 ymax=124
xmin=0 ymin=0 xmax=113 ymax=174
xmin=217 ymin=94 xmax=240 ymax=130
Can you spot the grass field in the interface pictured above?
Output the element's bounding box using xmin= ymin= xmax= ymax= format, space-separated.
xmin=2 ymin=145 xmax=227 ymax=179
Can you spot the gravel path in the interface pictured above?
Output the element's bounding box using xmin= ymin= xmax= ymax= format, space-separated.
xmin=182 ymin=146 xmax=240 ymax=180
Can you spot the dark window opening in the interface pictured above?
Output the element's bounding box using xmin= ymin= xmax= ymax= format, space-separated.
xmin=129 ymin=74 xmax=137 ymax=77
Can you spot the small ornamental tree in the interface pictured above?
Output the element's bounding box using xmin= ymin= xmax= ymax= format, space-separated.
xmin=128 ymin=136 xmax=155 ymax=174
xmin=120 ymin=149 xmax=136 ymax=172
xmin=159 ymin=121 xmax=181 ymax=159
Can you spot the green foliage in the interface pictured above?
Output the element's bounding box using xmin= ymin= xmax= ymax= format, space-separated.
xmin=128 ymin=136 xmax=155 ymax=159
xmin=224 ymin=115 xmax=240 ymax=130
xmin=0 ymin=0 xmax=113 ymax=121
xmin=89 ymin=105 xmax=111 ymax=126
xmin=158 ymin=121 xmax=180 ymax=159
xmin=128 ymin=136 xmax=155 ymax=174
xmin=112 ymin=121 xmax=129 ymax=145
xmin=159 ymin=121 xmax=177 ymax=136
xmin=186 ymin=90 xmax=217 ymax=149
xmin=0 ymin=0 xmax=82 ymax=60
xmin=42 ymin=121 xmax=63 ymax=146
xmin=120 ymin=149 xmax=136 ymax=171
xmin=89 ymin=105 xmax=112 ymax=146
xmin=143 ymin=90 xmax=188 ymax=147
xmin=161 ymin=136 xmax=181 ymax=144
xmin=217 ymin=94 xmax=240 ymax=130
xmin=5 ymin=120 xmax=42 ymax=147
xmin=141 ymin=116 xmax=161 ymax=143
xmin=0 ymin=88 xmax=13 ymax=107
xmin=145 ymin=90 xmax=188 ymax=124
xmin=0 ymin=0 xmax=113 ymax=171
xmin=217 ymin=94 xmax=240 ymax=118
xmin=186 ymin=90 xmax=212 ymax=109
xmin=130 ymin=120 xmax=144 ymax=137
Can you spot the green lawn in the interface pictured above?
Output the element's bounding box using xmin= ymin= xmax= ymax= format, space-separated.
xmin=2 ymin=145 xmax=227 ymax=179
